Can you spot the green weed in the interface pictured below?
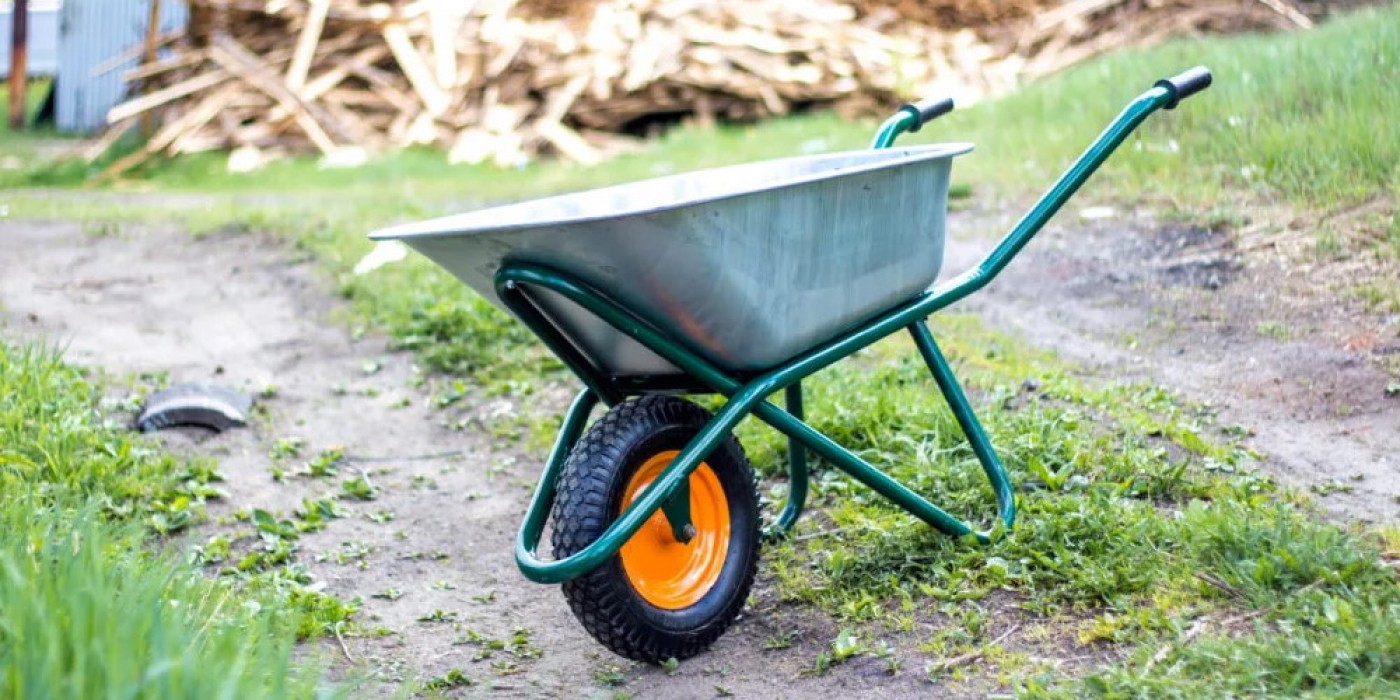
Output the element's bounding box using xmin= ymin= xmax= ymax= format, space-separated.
xmin=1255 ymin=321 xmax=1291 ymax=340
xmin=420 ymin=668 xmax=475 ymax=691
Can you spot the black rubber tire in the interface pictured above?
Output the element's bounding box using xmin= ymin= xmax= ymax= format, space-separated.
xmin=551 ymin=395 xmax=760 ymax=663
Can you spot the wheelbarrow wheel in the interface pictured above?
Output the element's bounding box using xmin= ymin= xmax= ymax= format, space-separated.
xmin=551 ymin=395 xmax=759 ymax=662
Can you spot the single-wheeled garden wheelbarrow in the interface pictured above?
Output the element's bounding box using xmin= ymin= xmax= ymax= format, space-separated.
xmin=372 ymin=68 xmax=1213 ymax=662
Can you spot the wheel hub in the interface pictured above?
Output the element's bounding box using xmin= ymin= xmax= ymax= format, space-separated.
xmin=618 ymin=450 xmax=730 ymax=609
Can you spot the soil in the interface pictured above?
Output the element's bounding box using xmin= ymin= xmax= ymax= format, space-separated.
xmin=1 ymin=201 xmax=1395 ymax=697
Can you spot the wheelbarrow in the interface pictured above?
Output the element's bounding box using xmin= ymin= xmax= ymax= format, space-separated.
xmin=371 ymin=67 xmax=1213 ymax=662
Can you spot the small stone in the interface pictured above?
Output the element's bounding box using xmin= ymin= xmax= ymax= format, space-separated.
xmin=1079 ymin=205 xmax=1117 ymax=221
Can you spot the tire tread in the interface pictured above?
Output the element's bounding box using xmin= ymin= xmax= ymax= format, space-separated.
xmin=550 ymin=396 xmax=758 ymax=662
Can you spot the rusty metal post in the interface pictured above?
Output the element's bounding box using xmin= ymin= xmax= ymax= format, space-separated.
xmin=8 ymin=0 xmax=28 ymax=129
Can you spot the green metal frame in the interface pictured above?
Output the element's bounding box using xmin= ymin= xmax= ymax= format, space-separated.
xmin=500 ymin=82 xmax=1184 ymax=584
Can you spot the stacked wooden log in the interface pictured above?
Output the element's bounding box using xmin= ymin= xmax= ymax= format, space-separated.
xmin=96 ymin=0 xmax=1321 ymax=174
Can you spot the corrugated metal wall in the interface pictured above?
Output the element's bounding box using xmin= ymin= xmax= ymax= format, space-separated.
xmin=56 ymin=0 xmax=187 ymax=133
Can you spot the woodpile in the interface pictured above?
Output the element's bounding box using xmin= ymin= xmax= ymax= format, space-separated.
xmin=1006 ymin=0 xmax=1317 ymax=78
xmin=95 ymin=0 xmax=1322 ymax=175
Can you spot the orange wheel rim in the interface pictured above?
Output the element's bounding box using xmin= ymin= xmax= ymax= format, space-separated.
xmin=618 ymin=450 xmax=730 ymax=609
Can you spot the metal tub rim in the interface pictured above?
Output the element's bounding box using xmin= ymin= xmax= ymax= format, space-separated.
xmin=370 ymin=142 xmax=973 ymax=242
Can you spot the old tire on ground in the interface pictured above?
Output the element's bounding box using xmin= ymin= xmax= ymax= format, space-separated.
xmin=551 ymin=395 xmax=759 ymax=662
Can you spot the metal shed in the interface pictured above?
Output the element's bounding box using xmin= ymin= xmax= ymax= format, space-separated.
xmin=54 ymin=0 xmax=186 ymax=133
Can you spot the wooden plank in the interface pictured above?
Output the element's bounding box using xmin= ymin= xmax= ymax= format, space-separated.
xmin=351 ymin=65 xmax=421 ymax=115
xmin=757 ymin=83 xmax=786 ymax=116
xmin=89 ymin=29 xmax=185 ymax=78
xmin=1255 ymin=0 xmax=1314 ymax=29
xmin=483 ymin=28 xmax=526 ymax=79
xmin=428 ymin=0 xmax=460 ymax=89
xmin=152 ymin=84 xmax=241 ymax=154
xmin=140 ymin=0 xmax=163 ymax=136
xmin=319 ymin=97 xmax=382 ymax=146
xmin=324 ymin=87 xmax=395 ymax=109
xmin=299 ymin=44 xmax=390 ymax=101
xmin=538 ymin=73 xmax=589 ymax=124
xmin=207 ymin=33 xmax=347 ymax=153
xmin=216 ymin=107 xmax=242 ymax=145
xmin=382 ymin=21 xmax=451 ymax=116
xmin=84 ymin=117 xmax=138 ymax=163
xmin=174 ymin=129 xmax=232 ymax=155
xmin=100 ymin=84 xmax=241 ymax=179
xmin=536 ymin=120 xmax=601 ymax=166
xmin=123 ymin=51 xmax=206 ymax=82
xmin=106 ymin=70 xmax=230 ymax=124
xmin=286 ymin=0 xmax=331 ymax=93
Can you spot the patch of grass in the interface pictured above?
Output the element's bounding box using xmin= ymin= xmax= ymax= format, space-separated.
xmin=0 ymin=342 xmax=338 ymax=696
xmin=0 ymin=511 xmax=334 ymax=698
xmin=420 ymin=667 xmax=475 ymax=692
xmin=938 ymin=6 xmax=1400 ymax=209
xmin=0 ymin=344 xmax=229 ymax=532
xmin=1173 ymin=500 xmax=1380 ymax=604
xmin=1255 ymin=321 xmax=1291 ymax=340
xmin=1030 ymin=558 xmax=1399 ymax=697
xmin=0 ymin=80 xmax=77 ymax=161
xmin=1352 ymin=281 xmax=1400 ymax=314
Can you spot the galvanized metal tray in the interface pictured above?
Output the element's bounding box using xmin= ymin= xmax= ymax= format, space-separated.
xmin=372 ymin=143 xmax=972 ymax=375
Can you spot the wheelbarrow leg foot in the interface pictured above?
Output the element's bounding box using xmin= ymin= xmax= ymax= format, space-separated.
xmin=909 ymin=321 xmax=1016 ymax=528
xmin=764 ymin=382 xmax=810 ymax=541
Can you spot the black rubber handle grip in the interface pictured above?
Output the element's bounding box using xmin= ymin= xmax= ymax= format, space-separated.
xmin=1154 ymin=66 xmax=1212 ymax=109
xmin=900 ymin=96 xmax=955 ymax=132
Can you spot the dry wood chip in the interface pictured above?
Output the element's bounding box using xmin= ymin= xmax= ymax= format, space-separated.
xmin=383 ymin=21 xmax=452 ymax=116
xmin=286 ymin=0 xmax=331 ymax=92
xmin=536 ymin=120 xmax=601 ymax=165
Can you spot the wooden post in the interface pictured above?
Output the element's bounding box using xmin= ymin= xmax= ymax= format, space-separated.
xmin=141 ymin=0 xmax=163 ymax=136
xmin=8 ymin=0 xmax=28 ymax=129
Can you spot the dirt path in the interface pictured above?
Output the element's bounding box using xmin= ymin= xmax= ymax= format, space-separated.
xmin=0 ymin=220 xmax=957 ymax=699
xmin=941 ymin=204 xmax=1399 ymax=523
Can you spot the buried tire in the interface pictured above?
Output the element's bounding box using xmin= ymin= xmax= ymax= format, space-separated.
xmin=550 ymin=395 xmax=759 ymax=662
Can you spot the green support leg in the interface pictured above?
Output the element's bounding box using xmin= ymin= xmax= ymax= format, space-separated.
xmin=747 ymin=400 xmax=988 ymax=540
xmin=908 ymin=321 xmax=1016 ymax=529
xmin=765 ymin=382 xmax=809 ymax=540
xmin=515 ymin=388 xmax=598 ymax=574
xmin=497 ymin=280 xmax=625 ymax=406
